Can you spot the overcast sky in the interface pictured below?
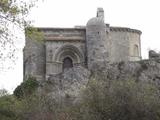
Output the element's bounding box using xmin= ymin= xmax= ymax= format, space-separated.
xmin=0 ymin=0 xmax=160 ymax=93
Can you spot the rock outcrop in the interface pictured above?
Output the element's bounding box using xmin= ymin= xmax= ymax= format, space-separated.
xmin=41 ymin=66 xmax=90 ymax=103
xmin=103 ymin=60 xmax=160 ymax=85
xmin=41 ymin=57 xmax=160 ymax=103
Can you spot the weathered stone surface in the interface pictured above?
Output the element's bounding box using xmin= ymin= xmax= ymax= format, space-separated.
xmin=23 ymin=38 xmax=46 ymax=81
xmin=94 ymin=60 xmax=160 ymax=86
xmin=39 ymin=59 xmax=160 ymax=103
xmin=86 ymin=15 xmax=109 ymax=70
xmin=41 ymin=66 xmax=90 ymax=102
xmin=23 ymin=8 xmax=142 ymax=81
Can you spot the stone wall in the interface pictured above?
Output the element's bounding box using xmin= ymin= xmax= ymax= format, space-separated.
xmin=128 ymin=32 xmax=141 ymax=61
xmin=43 ymin=28 xmax=86 ymax=78
xmin=109 ymin=30 xmax=130 ymax=62
xmin=23 ymin=37 xmax=46 ymax=81
xmin=109 ymin=27 xmax=141 ymax=62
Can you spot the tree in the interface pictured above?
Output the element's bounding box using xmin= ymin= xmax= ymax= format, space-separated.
xmin=0 ymin=0 xmax=41 ymax=69
xmin=0 ymin=0 xmax=39 ymax=30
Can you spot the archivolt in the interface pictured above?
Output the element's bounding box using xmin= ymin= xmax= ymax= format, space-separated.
xmin=54 ymin=45 xmax=84 ymax=63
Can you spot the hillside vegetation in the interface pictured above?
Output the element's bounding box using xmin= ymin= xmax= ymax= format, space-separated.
xmin=1 ymin=74 xmax=160 ymax=120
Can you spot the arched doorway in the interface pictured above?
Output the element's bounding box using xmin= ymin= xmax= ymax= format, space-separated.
xmin=63 ymin=57 xmax=73 ymax=70
xmin=53 ymin=45 xmax=84 ymax=74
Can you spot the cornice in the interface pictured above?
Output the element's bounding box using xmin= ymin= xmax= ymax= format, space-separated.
xmin=110 ymin=27 xmax=142 ymax=34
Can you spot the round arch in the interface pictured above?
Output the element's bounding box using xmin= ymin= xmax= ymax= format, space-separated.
xmin=54 ymin=45 xmax=84 ymax=64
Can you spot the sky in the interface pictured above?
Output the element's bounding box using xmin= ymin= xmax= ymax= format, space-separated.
xmin=0 ymin=0 xmax=160 ymax=93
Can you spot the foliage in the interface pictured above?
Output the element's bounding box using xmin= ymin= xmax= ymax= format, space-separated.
xmin=0 ymin=92 xmax=55 ymax=120
xmin=0 ymin=95 xmax=18 ymax=120
xmin=13 ymin=76 xmax=39 ymax=99
xmin=25 ymin=27 xmax=44 ymax=41
xmin=0 ymin=0 xmax=43 ymax=69
xmin=0 ymin=0 xmax=38 ymax=25
xmin=1 ymin=76 xmax=160 ymax=120
xmin=79 ymin=79 xmax=160 ymax=120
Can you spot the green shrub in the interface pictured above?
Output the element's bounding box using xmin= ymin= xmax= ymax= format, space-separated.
xmin=79 ymin=79 xmax=160 ymax=120
xmin=0 ymin=95 xmax=17 ymax=120
xmin=13 ymin=77 xmax=39 ymax=99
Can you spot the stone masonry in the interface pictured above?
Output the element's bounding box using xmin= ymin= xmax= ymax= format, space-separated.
xmin=23 ymin=8 xmax=142 ymax=81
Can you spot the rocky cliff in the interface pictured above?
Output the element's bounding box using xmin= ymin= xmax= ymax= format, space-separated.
xmin=41 ymin=51 xmax=160 ymax=103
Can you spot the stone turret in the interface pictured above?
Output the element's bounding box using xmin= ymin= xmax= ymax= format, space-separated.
xmin=86 ymin=8 xmax=109 ymax=70
xmin=97 ymin=7 xmax=104 ymax=20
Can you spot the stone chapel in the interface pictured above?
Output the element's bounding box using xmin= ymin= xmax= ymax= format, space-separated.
xmin=23 ymin=8 xmax=142 ymax=81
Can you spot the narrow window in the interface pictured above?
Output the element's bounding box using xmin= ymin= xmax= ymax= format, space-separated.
xmin=134 ymin=45 xmax=139 ymax=56
xmin=63 ymin=57 xmax=73 ymax=70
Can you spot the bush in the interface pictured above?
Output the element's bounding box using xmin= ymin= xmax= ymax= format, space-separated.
xmin=79 ymin=79 xmax=160 ymax=120
xmin=4 ymin=76 xmax=160 ymax=120
xmin=0 ymin=95 xmax=17 ymax=120
xmin=14 ymin=77 xmax=39 ymax=99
